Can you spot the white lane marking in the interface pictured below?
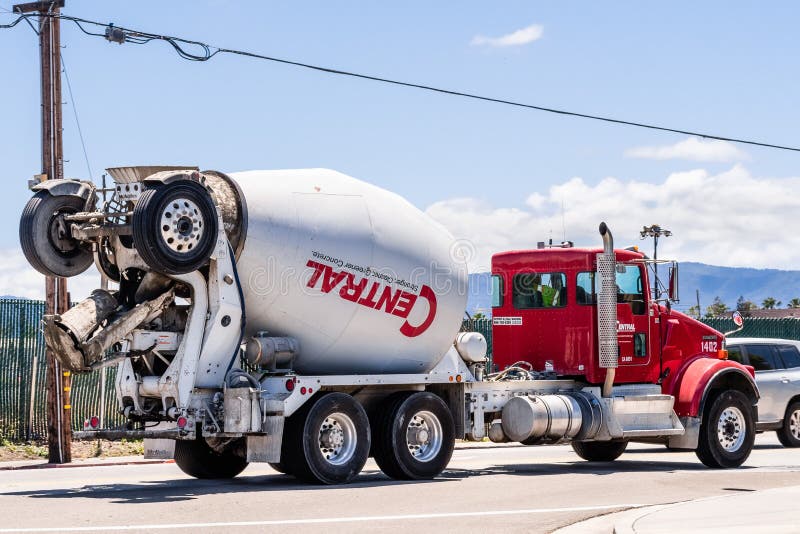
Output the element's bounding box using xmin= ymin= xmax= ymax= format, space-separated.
xmin=0 ymin=504 xmax=650 ymax=532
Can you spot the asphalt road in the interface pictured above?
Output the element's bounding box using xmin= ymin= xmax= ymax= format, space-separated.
xmin=1 ymin=434 xmax=798 ymax=534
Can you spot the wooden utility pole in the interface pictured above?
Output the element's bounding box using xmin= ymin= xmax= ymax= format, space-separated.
xmin=13 ymin=0 xmax=71 ymax=463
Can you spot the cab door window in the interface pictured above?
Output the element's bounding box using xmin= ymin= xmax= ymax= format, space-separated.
xmin=615 ymin=265 xmax=646 ymax=315
xmin=576 ymin=266 xmax=645 ymax=314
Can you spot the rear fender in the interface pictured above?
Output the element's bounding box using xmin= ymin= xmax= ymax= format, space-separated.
xmin=32 ymin=178 xmax=94 ymax=201
xmin=669 ymin=356 xmax=758 ymax=418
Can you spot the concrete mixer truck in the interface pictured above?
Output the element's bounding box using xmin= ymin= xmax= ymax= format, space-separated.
xmin=18 ymin=166 xmax=758 ymax=484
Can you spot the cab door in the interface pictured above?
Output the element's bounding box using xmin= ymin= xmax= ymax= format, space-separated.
xmin=615 ymin=264 xmax=650 ymax=372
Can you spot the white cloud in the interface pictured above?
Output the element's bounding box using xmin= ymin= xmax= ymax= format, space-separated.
xmin=625 ymin=136 xmax=748 ymax=163
xmin=471 ymin=23 xmax=543 ymax=48
xmin=426 ymin=165 xmax=800 ymax=272
xmin=0 ymin=249 xmax=102 ymax=301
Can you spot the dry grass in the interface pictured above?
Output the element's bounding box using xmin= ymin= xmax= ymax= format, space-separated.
xmin=0 ymin=438 xmax=144 ymax=462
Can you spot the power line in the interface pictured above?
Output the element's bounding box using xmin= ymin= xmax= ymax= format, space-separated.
xmin=3 ymin=11 xmax=800 ymax=153
xmin=61 ymin=53 xmax=93 ymax=180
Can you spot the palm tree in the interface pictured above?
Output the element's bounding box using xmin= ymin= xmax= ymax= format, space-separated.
xmin=788 ymin=298 xmax=800 ymax=309
xmin=762 ymin=297 xmax=781 ymax=309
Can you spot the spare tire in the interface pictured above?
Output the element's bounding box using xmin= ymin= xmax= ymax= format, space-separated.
xmin=19 ymin=191 xmax=94 ymax=278
xmin=132 ymin=180 xmax=219 ymax=275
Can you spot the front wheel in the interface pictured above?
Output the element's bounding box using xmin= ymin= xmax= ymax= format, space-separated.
xmin=571 ymin=440 xmax=628 ymax=462
xmin=776 ymin=400 xmax=800 ymax=448
xmin=695 ymin=390 xmax=755 ymax=468
xmin=173 ymin=437 xmax=248 ymax=479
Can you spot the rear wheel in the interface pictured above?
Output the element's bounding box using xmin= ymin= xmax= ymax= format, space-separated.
xmin=173 ymin=437 xmax=248 ymax=479
xmin=695 ymin=390 xmax=755 ymax=468
xmin=132 ymin=180 xmax=219 ymax=275
xmin=776 ymin=400 xmax=800 ymax=447
xmin=19 ymin=191 xmax=93 ymax=277
xmin=571 ymin=440 xmax=628 ymax=462
xmin=373 ymin=392 xmax=455 ymax=480
xmin=282 ymin=393 xmax=370 ymax=484
xmin=268 ymin=461 xmax=292 ymax=475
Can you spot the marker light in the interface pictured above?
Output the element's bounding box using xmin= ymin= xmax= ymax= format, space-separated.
xmin=176 ymin=416 xmax=188 ymax=429
xmin=285 ymin=378 xmax=296 ymax=392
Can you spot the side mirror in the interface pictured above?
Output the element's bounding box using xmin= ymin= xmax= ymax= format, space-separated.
xmin=668 ymin=264 xmax=679 ymax=302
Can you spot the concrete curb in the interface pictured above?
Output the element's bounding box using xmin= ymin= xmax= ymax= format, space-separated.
xmin=552 ymin=504 xmax=672 ymax=534
xmin=0 ymin=457 xmax=174 ymax=471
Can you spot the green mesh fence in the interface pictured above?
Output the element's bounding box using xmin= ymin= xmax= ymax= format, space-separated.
xmin=701 ymin=317 xmax=800 ymax=340
xmin=0 ymin=299 xmax=123 ymax=442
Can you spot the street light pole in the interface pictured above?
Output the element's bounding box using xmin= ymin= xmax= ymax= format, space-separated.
xmin=640 ymin=224 xmax=672 ymax=300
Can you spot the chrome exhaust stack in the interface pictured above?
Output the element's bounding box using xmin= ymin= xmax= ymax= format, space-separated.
xmin=597 ymin=222 xmax=618 ymax=398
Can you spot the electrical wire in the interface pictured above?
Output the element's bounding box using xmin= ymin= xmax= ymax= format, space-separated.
xmin=2 ymin=11 xmax=800 ymax=153
xmin=61 ymin=54 xmax=93 ymax=180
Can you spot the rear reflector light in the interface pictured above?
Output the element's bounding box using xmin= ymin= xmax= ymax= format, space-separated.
xmin=176 ymin=416 xmax=188 ymax=429
xmin=286 ymin=378 xmax=296 ymax=392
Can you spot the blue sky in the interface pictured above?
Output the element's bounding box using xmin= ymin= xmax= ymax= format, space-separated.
xmin=1 ymin=1 xmax=799 ymax=298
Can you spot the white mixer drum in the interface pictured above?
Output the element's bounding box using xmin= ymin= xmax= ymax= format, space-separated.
xmin=231 ymin=169 xmax=468 ymax=375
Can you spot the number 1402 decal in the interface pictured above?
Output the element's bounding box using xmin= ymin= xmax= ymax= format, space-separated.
xmin=701 ymin=341 xmax=718 ymax=353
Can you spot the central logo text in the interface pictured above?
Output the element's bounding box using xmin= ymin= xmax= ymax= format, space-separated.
xmin=306 ymin=260 xmax=437 ymax=337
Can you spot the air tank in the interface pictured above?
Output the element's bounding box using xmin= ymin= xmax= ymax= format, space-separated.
xmin=228 ymin=169 xmax=468 ymax=375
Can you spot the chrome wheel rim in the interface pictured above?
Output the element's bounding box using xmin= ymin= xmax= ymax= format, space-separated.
xmin=318 ymin=412 xmax=357 ymax=466
xmin=717 ymin=406 xmax=746 ymax=452
xmin=406 ymin=410 xmax=443 ymax=462
xmin=789 ymin=409 xmax=800 ymax=440
xmin=159 ymin=198 xmax=204 ymax=253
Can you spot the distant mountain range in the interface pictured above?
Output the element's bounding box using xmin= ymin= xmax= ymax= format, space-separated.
xmin=466 ymin=262 xmax=800 ymax=316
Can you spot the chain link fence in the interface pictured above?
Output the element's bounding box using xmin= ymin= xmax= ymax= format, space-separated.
xmin=0 ymin=299 xmax=122 ymax=442
xmin=1 ymin=298 xmax=798 ymax=442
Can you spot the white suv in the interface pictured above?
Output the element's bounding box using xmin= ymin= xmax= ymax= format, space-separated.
xmin=725 ymin=338 xmax=800 ymax=447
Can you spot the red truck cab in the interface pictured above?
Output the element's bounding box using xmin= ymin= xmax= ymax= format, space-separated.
xmin=491 ymin=245 xmax=727 ymax=389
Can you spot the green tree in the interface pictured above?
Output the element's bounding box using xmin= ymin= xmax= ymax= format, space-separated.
xmin=788 ymin=298 xmax=800 ymax=309
xmin=687 ymin=304 xmax=701 ymax=319
xmin=736 ymin=295 xmax=757 ymax=314
xmin=472 ymin=312 xmax=486 ymax=320
xmin=705 ymin=296 xmax=729 ymax=318
xmin=762 ymin=297 xmax=781 ymax=309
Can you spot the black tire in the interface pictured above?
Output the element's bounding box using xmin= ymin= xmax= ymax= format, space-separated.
xmin=695 ymin=390 xmax=755 ymax=468
xmin=173 ymin=437 xmax=248 ymax=479
xmin=776 ymin=400 xmax=800 ymax=448
xmin=571 ymin=440 xmax=628 ymax=462
xmin=268 ymin=461 xmax=292 ymax=475
xmin=94 ymin=236 xmax=121 ymax=282
xmin=19 ymin=191 xmax=93 ymax=278
xmin=373 ymin=392 xmax=455 ymax=480
xmin=282 ymin=392 xmax=371 ymax=485
xmin=132 ymin=180 xmax=219 ymax=275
